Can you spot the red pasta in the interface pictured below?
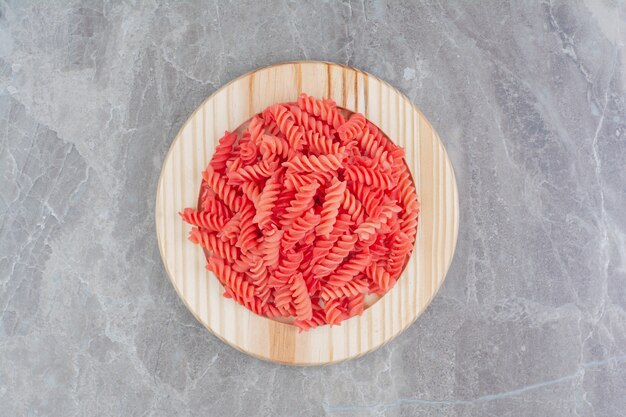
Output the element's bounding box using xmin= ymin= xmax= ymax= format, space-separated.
xmin=281 ymin=210 xmax=321 ymax=251
xmin=246 ymin=255 xmax=269 ymax=289
xmin=218 ymin=212 xmax=241 ymax=243
xmin=316 ymin=178 xmax=346 ymax=238
xmin=247 ymin=116 xmax=265 ymax=145
xmin=349 ymin=183 xmax=384 ymax=217
xmin=309 ymin=213 xmax=353 ymax=268
xmin=320 ymin=277 xmax=369 ymax=301
xmin=344 ymin=164 xmax=396 ymax=190
xmin=202 ymin=166 xmax=242 ymax=212
xmin=240 ymin=181 xmax=261 ymax=204
xmin=323 ymin=297 xmax=346 ymax=326
xmin=306 ymin=131 xmax=344 ymax=155
xmin=265 ymin=104 xmax=305 ymax=151
xmin=188 ymin=228 xmax=238 ymax=263
xmin=312 ymin=233 xmax=358 ymax=279
xmin=326 ymin=252 xmax=372 ymax=287
xmin=228 ymin=156 xmax=278 ymax=185
xmin=289 ymin=105 xmax=335 ymax=139
xmin=279 ymin=182 xmax=319 ymax=229
xmin=181 ymin=94 xmax=419 ymax=331
xmin=365 ymin=262 xmax=394 ymax=294
xmin=236 ymin=198 xmax=258 ymax=253
xmin=282 ymin=153 xmax=344 ymax=174
xmin=386 ymin=231 xmax=412 ymax=279
xmin=341 ymin=187 xmax=366 ymax=224
xmin=259 ymin=134 xmax=291 ymax=159
xmin=239 ymin=135 xmax=258 ymax=165
xmin=293 ymin=308 xmax=326 ymax=332
xmin=260 ymin=226 xmax=283 ymax=269
xmin=289 ymin=272 xmax=313 ymax=320
xmin=268 ymin=251 xmax=304 ymax=288
xmin=353 ymin=200 xmax=402 ymax=241
xmin=253 ymin=168 xmax=284 ymax=229
xmin=207 ymin=257 xmax=254 ymax=300
xmin=284 ymin=171 xmax=331 ymax=190
xmin=209 ymin=131 xmax=238 ymax=172
xmin=272 ymin=187 xmax=295 ymax=219
xmin=179 ymin=208 xmax=226 ymax=232
xmin=337 ymin=113 xmax=366 ymax=143
xmin=297 ymin=93 xmax=345 ymax=129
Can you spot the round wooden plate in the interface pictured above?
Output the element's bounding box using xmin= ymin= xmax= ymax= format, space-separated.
xmin=155 ymin=61 xmax=459 ymax=365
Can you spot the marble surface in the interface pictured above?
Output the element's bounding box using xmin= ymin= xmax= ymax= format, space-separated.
xmin=1 ymin=0 xmax=625 ymax=416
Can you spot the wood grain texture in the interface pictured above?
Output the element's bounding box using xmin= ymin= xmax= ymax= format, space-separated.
xmin=155 ymin=61 xmax=459 ymax=365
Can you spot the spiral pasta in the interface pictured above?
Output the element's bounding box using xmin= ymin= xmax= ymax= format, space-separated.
xmin=246 ymin=254 xmax=269 ymax=289
xmin=279 ymin=182 xmax=319 ymax=229
xmin=266 ymin=104 xmax=305 ymax=151
xmin=283 ymin=152 xmax=344 ymax=174
xmin=316 ymin=178 xmax=346 ymax=237
xmin=209 ymin=131 xmax=237 ymax=172
xmin=236 ymin=198 xmax=258 ymax=253
xmin=344 ymin=164 xmax=396 ymax=190
xmin=289 ymin=105 xmax=335 ymax=139
xmin=312 ymin=233 xmax=358 ymax=278
xmin=239 ymin=136 xmax=258 ymax=165
xmin=253 ymin=168 xmax=283 ymax=229
xmin=207 ymin=257 xmax=254 ymax=300
xmin=326 ymin=252 xmax=372 ymax=287
xmin=240 ymin=181 xmax=261 ymax=204
xmin=182 ymin=94 xmax=418 ymax=330
xmin=228 ymin=156 xmax=278 ymax=185
xmin=247 ymin=115 xmax=265 ymax=144
xmin=232 ymin=246 xmax=260 ymax=273
xmin=218 ymin=212 xmax=241 ymax=243
xmin=347 ymin=293 xmax=365 ymax=316
xmin=188 ymin=228 xmax=238 ymax=263
xmin=259 ymin=134 xmax=291 ymax=159
xmin=284 ymin=171 xmax=331 ymax=191
xmin=320 ymin=277 xmax=369 ymax=301
xmin=179 ymin=208 xmax=226 ymax=232
xmin=260 ymin=226 xmax=283 ymax=269
xmin=350 ymin=182 xmax=384 ymax=217
xmin=202 ymin=166 xmax=241 ymax=212
xmin=222 ymin=286 xmax=265 ymax=316
xmin=297 ymin=93 xmax=345 ymax=129
xmin=323 ymin=297 xmax=346 ymax=326
xmin=306 ymin=131 xmax=344 ymax=155
xmin=341 ymin=187 xmax=366 ymax=224
xmin=268 ymin=251 xmax=304 ymax=288
xmin=309 ymin=213 xmax=353 ymax=267
xmin=365 ymin=262 xmax=394 ymax=294
xmin=353 ymin=200 xmax=402 ymax=241
xmin=290 ymin=272 xmax=312 ymax=320
xmin=386 ymin=231 xmax=412 ymax=279
xmin=293 ymin=307 xmax=326 ymax=332
xmin=337 ymin=113 xmax=366 ymax=143
xmin=281 ymin=210 xmax=321 ymax=251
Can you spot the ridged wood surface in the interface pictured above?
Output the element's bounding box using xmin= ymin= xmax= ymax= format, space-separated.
xmin=155 ymin=61 xmax=459 ymax=365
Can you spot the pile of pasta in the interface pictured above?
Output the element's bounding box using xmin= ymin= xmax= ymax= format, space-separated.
xmin=180 ymin=93 xmax=419 ymax=331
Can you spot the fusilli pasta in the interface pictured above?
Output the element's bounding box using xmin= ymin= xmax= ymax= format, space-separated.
xmin=182 ymin=94 xmax=419 ymax=330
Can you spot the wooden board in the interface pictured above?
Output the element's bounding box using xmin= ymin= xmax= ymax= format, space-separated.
xmin=155 ymin=61 xmax=459 ymax=365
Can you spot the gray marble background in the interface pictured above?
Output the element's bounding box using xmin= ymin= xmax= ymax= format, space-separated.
xmin=1 ymin=0 xmax=625 ymax=416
